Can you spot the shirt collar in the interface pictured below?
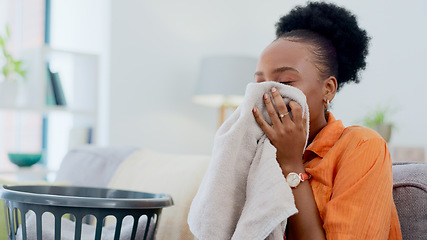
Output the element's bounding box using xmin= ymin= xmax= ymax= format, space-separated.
xmin=304 ymin=112 xmax=345 ymax=158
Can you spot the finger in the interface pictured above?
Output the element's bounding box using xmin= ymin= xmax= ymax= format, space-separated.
xmin=288 ymin=101 xmax=303 ymax=126
xmin=302 ymin=115 xmax=308 ymax=135
xmin=252 ymin=107 xmax=275 ymax=136
xmin=271 ymin=87 xmax=289 ymax=121
xmin=263 ymin=93 xmax=282 ymax=127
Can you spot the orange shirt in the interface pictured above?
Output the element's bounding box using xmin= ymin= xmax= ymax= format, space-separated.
xmin=303 ymin=113 xmax=402 ymax=239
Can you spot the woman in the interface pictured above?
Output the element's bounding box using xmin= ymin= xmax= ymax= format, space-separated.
xmin=252 ymin=2 xmax=402 ymax=239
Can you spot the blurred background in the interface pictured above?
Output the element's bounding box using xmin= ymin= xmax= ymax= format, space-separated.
xmin=0 ymin=0 xmax=426 ymax=173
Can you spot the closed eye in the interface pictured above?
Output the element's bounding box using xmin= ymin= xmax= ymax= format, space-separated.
xmin=280 ymin=81 xmax=294 ymax=85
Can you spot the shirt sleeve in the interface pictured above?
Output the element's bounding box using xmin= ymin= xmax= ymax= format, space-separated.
xmin=323 ymin=136 xmax=394 ymax=240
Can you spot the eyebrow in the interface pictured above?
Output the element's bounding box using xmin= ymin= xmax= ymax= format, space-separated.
xmin=254 ymin=66 xmax=300 ymax=77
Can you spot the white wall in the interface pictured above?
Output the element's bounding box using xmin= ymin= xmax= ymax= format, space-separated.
xmin=0 ymin=0 xmax=6 ymax=29
xmin=329 ymin=0 xmax=427 ymax=150
xmin=109 ymin=0 xmax=295 ymax=154
xmin=109 ymin=0 xmax=427 ymax=155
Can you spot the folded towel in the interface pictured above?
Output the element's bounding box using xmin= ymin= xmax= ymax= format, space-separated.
xmin=188 ymin=82 xmax=310 ymax=240
xmin=16 ymin=211 xmax=150 ymax=240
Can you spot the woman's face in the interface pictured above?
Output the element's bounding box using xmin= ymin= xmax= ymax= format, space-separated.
xmin=255 ymin=38 xmax=329 ymax=131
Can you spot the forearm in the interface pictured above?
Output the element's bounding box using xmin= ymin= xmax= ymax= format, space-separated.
xmin=282 ymin=164 xmax=326 ymax=240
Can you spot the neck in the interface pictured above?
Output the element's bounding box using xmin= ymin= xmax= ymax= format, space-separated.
xmin=307 ymin=112 xmax=328 ymax=145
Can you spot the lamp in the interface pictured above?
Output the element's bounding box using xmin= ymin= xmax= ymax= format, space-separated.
xmin=193 ymin=55 xmax=258 ymax=126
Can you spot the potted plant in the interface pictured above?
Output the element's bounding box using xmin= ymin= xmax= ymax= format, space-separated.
xmin=360 ymin=105 xmax=396 ymax=143
xmin=0 ymin=24 xmax=26 ymax=105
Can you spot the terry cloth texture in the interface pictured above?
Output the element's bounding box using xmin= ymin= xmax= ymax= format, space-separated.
xmin=16 ymin=212 xmax=149 ymax=240
xmin=188 ymin=82 xmax=310 ymax=240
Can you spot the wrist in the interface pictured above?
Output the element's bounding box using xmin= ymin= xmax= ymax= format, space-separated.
xmin=278 ymin=160 xmax=305 ymax=176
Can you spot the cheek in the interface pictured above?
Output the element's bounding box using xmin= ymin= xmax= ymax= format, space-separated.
xmin=296 ymin=84 xmax=324 ymax=118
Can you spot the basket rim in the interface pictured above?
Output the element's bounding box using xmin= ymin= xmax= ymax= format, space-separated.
xmin=0 ymin=185 xmax=173 ymax=209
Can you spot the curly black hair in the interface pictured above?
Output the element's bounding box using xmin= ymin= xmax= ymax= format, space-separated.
xmin=275 ymin=1 xmax=370 ymax=90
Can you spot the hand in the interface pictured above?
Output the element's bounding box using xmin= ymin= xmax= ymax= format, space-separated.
xmin=252 ymin=87 xmax=307 ymax=173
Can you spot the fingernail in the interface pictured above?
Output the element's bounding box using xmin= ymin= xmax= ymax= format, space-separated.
xmin=264 ymin=94 xmax=268 ymax=99
xmin=271 ymin=87 xmax=277 ymax=93
xmin=252 ymin=107 xmax=257 ymax=113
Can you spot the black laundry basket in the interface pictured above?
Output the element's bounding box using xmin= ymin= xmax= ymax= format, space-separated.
xmin=0 ymin=185 xmax=173 ymax=240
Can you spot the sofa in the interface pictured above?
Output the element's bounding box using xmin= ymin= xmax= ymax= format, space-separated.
xmin=2 ymin=146 xmax=426 ymax=239
xmin=391 ymin=162 xmax=427 ymax=240
xmin=54 ymin=146 xmax=212 ymax=240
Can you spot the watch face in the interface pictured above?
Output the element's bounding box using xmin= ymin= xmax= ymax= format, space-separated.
xmin=287 ymin=173 xmax=300 ymax=187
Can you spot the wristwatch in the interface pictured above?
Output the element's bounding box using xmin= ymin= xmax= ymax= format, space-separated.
xmin=286 ymin=172 xmax=311 ymax=188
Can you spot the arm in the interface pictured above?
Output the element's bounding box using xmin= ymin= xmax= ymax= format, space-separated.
xmin=253 ymin=88 xmax=326 ymax=240
xmin=285 ymin=167 xmax=326 ymax=240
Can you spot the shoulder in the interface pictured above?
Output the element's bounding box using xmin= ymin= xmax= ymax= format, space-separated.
xmin=333 ymin=125 xmax=390 ymax=171
xmin=340 ymin=125 xmax=385 ymax=146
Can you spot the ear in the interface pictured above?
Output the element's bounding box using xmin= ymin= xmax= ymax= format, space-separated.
xmin=323 ymin=76 xmax=337 ymax=102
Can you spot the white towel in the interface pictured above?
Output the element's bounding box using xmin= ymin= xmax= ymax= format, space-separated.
xmin=16 ymin=211 xmax=150 ymax=240
xmin=188 ymin=82 xmax=310 ymax=240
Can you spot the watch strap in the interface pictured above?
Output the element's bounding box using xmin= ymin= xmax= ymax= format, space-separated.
xmin=299 ymin=172 xmax=311 ymax=182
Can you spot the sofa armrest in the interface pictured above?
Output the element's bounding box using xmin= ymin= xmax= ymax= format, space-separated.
xmin=392 ymin=162 xmax=427 ymax=240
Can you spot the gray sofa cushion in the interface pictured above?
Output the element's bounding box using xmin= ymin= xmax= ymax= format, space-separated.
xmin=55 ymin=146 xmax=139 ymax=187
xmin=392 ymin=162 xmax=427 ymax=240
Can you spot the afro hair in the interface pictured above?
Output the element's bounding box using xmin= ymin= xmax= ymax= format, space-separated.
xmin=275 ymin=1 xmax=370 ymax=90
